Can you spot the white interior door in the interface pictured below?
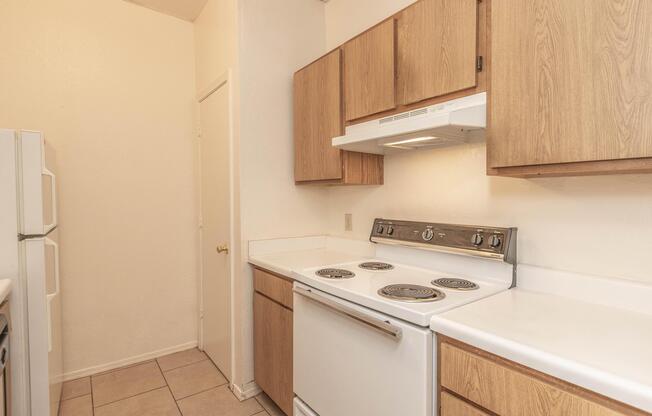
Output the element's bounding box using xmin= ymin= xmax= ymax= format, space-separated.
xmin=199 ymin=79 xmax=232 ymax=380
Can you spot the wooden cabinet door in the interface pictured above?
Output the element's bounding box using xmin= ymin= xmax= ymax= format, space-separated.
xmin=397 ymin=0 xmax=478 ymax=105
xmin=440 ymin=340 xmax=642 ymax=416
xmin=294 ymin=50 xmax=343 ymax=182
xmin=343 ymin=19 xmax=396 ymax=121
xmin=254 ymin=293 xmax=293 ymax=415
xmin=489 ymin=0 xmax=652 ymax=169
xmin=441 ymin=391 xmax=491 ymax=416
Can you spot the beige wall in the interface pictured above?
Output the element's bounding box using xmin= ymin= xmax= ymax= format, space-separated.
xmin=193 ymin=0 xmax=242 ymax=386
xmin=237 ymin=0 xmax=327 ymax=387
xmin=324 ymin=0 xmax=652 ymax=284
xmin=0 ymin=0 xmax=198 ymax=375
xmin=324 ymin=0 xmax=416 ymax=48
xmin=193 ymin=0 xmax=327 ymax=391
xmin=194 ymin=0 xmax=238 ymax=94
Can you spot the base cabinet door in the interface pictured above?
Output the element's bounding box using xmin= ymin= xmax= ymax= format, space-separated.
xmin=441 ymin=392 xmax=491 ymax=416
xmin=254 ymin=293 xmax=293 ymax=415
xmin=439 ymin=339 xmax=646 ymax=416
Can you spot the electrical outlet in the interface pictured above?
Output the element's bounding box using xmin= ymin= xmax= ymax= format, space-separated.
xmin=344 ymin=213 xmax=353 ymax=231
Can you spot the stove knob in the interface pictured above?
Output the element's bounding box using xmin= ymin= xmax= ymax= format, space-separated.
xmin=422 ymin=229 xmax=434 ymax=241
xmin=489 ymin=235 xmax=502 ymax=248
xmin=376 ymin=224 xmax=385 ymax=234
xmin=387 ymin=226 xmax=395 ymax=236
xmin=471 ymin=233 xmax=484 ymax=246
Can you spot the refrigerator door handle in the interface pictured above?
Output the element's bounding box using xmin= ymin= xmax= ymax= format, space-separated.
xmin=45 ymin=237 xmax=60 ymax=352
xmin=42 ymin=166 xmax=58 ymax=234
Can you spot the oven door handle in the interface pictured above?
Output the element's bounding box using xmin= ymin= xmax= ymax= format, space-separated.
xmin=293 ymin=286 xmax=403 ymax=340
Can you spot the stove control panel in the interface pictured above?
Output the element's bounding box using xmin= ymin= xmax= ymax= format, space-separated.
xmin=369 ymin=218 xmax=517 ymax=264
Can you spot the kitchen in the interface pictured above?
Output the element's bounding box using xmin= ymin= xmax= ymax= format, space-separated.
xmin=1 ymin=0 xmax=651 ymax=415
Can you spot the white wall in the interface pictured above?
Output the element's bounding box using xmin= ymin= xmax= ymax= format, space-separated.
xmin=237 ymin=0 xmax=328 ymax=388
xmin=324 ymin=0 xmax=652 ymax=284
xmin=324 ymin=0 xmax=415 ymax=47
xmin=0 ymin=0 xmax=198 ymax=375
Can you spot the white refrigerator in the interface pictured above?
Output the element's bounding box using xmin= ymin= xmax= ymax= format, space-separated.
xmin=0 ymin=129 xmax=63 ymax=416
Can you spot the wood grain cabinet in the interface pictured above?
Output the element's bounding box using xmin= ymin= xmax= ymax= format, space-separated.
xmin=343 ymin=19 xmax=396 ymax=122
xmin=294 ymin=50 xmax=384 ymax=185
xmin=253 ymin=268 xmax=293 ymax=415
xmin=397 ymin=0 xmax=478 ymax=105
xmin=488 ymin=0 xmax=652 ymax=177
xmin=438 ymin=337 xmax=649 ymax=416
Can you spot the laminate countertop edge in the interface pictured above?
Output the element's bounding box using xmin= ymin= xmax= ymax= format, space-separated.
xmin=430 ymin=289 xmax=652 ymax=413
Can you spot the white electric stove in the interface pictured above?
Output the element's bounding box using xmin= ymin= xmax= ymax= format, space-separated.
xmin=292 ymin=219 xmax=517 ymax=416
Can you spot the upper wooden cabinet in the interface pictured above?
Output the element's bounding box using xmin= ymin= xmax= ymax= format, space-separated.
xmin=343 ymin=19 xmax=396 ymax=121
xmin=294 ymin=50 xmax=344 ymax=182
xmin=489 ymin=0 xmax=652 ymax=177
xmin=294 ymin=50 xmax=384 ymax=185
xmin=397 ymin=0 xmax=478 ymax=106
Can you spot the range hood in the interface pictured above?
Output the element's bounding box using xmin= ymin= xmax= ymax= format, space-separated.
xmin=332 ymin=92 xmax=486 ymax=155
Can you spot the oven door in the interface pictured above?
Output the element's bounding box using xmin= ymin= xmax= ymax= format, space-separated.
xmin=293 ymin=282 xmax=433 ymax=416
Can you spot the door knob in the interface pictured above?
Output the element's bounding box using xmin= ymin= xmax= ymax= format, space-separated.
xmin=216 ymin=244 xmax=229 ymax=254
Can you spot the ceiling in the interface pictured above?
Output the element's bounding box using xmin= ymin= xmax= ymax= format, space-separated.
xmin=124 ymin=0 xmax=209 ymax=21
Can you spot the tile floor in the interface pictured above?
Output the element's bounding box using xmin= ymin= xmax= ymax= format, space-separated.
xmin=59 ymin=348 xmax=285 ymax=416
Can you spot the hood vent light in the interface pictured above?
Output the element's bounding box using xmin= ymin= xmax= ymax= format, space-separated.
xmin=332 ymin=92 xmax=486 ymax=155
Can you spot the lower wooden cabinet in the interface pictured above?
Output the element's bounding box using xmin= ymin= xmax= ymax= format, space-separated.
xmin=441 ymin=391 xmax=490 ymax=416
xmin=253 ymin=269 xmax=293 ymax=415
xmin=439 ymin=337 xmax=649 ymax=416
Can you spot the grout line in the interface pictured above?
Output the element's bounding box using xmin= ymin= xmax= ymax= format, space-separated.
xmin=90 ymin=359 xmax=156 ymax=379
xmin=92 ymin=359 xmax=168 ymax=408
xmin=156 ymin=359 xmax=185 ymax=416
xmin=174 ymin=382 xmax=229 ymax=402
xmin=93 ymin=385 xmax=168 ymax=409
xmin=89 ymin=376 xmax=95 ymax=416
xmin=159 ymin=356 xmax=210 ymax=374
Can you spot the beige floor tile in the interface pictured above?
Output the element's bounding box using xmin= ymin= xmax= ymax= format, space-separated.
xmin=177 ymin=386 xmax=263 ymax=416
xmin=92 ymin=361 xmax=166 ymax=407
xmin=94 ymin=387 xmax=181 ymax=416
xmin=157 ymin=348 xmax=208 ymax=372
xmin=61 ymin=377 xmax=91 ymax=401
xmin=254 ymin=393 xmax=286 ymax=416
xmin=60 ymin=395 xmax=93 ymax=416
xmin=164 ymin=359 xmax=227 ymax=400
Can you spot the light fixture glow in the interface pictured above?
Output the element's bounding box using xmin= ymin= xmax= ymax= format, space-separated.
xmin=383 ymin=136 xmax=437 ymax=147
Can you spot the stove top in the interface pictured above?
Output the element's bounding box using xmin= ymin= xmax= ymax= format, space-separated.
xmin=291 ymin=218 xmax=516 ymax=327
xmin=358 ymin=261 xmax=394 ymax=271
xmin=378 ymin=284 xmax=445 ymax=302
xmin=293 ymin=259 xmax=509 ymax=326
xmin=431 ymin=277 xmax=479 ymax=291
xmin=315 ymin=268 xmax=355 ymax=279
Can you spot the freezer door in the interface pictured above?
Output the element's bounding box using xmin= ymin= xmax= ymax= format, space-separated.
xmin=24 ymin=232 xmax=63 ymax=416
xmin=18 ymin=131 xmax=58 ymax=236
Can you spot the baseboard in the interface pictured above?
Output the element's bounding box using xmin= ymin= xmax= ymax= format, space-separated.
xmin=62 ymin=340 xmax=198 ymax=381
xmin=231 ymin=380 xmax=261 ymax=400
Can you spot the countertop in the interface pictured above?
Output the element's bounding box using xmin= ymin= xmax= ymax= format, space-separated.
xmin=249 ymin=248 xmax=370 ymax=278
xmin=248 ymin=235 xmax=375 ymax=278
xmin=0 ymin=279 xmax=11 ymax=304
xmin=431 ymin=286 xmax=652 ymax=412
